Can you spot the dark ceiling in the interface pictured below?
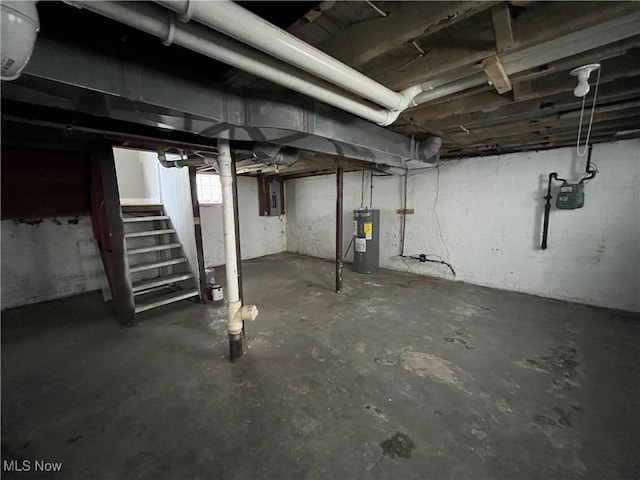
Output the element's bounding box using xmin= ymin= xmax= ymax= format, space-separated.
xmin=227 ymin=1 xmax=640 ymax=160
xmin=3 ymin=1 xmax=640 ymax=179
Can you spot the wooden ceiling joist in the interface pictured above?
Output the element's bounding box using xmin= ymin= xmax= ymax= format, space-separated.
xmin=369 ymin=2 xmax=639 ymax=90
xmin=318 ymin=1 xmax=496 ymax=70
xmin=482 ymin=55 xmax=513 ymax=94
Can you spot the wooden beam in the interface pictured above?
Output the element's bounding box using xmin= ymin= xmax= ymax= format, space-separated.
xmin=512 ymin=79 xmax=532 ymax=101
xmin=188 ymin=167 xmax=208 ymax=303
xmin=370 ymin=2 xmax=639 ymax=90
xmin=405 ymin=73 xmax=640 ymax=127
xmin=443 ymin=117 xmax=640 ymax=154
xmin=319 ymin=1 xmax=496 ymax=68
xmin=482 ymin=55 xmax=512 ymax=93
xmin=491 ymin=3 xmax=514 ymax=52
xmin=447 ymin=109 xmax=640 ymax=144
xmin=90 ymin=143 xmax=135 ymax=326
xmin=288 ymin=1 xmax=337 ymax=34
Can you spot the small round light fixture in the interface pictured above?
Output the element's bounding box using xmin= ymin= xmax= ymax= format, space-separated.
xmin=569 ymin=63 xmax=601 ymax=98
xmin=1 ymin=1 xmax=39 ymax=81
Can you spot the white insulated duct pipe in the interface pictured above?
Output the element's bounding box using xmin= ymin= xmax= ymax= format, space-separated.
xmin=214 ymin=139 xmax=258 ymax=358
xmin=71 ymin=1 xmax=400 ymax=126
xmin=155 ymin=0 xmax=416 ymax=112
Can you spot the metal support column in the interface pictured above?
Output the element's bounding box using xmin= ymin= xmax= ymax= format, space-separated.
xmin=188 ymin=166 xmax=208 ymax=301
xmin=336 ymin=167 xmax=344 ymax=293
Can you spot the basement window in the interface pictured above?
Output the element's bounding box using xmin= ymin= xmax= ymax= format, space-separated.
xmin=196 ymin=173 xmax=222 ymax=205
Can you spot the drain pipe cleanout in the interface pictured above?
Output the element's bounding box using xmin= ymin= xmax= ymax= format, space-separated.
xmin=212 ymin=139 xmax=258 ymax=361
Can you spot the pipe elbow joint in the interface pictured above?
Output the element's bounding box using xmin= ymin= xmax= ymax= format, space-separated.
xmin=380 ymin=109 xmax=401 ymax=126
xmin=397 ymin=85 xmax=425 ymax=111
xmin=227 ymin=301 xmax=258 ymax=335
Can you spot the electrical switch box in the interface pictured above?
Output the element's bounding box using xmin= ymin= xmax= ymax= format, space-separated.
xmin=556 ymin=183 xmax=584 ymax=209
xmin=267 ymin=181 xmax=282 ymax=216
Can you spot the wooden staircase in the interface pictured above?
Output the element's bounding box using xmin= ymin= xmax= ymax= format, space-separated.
xmin=122 ymin=204 xmax=200 ymax=315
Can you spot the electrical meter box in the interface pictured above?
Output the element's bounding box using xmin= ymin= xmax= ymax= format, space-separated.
xmin=556 ymin=183 xmax=584 ymax=209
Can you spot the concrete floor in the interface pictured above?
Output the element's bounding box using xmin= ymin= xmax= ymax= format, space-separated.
xmin=2 ymin=253 xmax=639 ymax=479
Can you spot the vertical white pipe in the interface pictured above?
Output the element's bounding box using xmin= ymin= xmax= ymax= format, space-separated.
xmin=217 ymin=139 xmax=240 ymax=306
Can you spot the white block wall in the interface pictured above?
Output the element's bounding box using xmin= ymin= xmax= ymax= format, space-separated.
xmin=156 ymin=160 xmax=200 ymax=281
xmin=1 ymin=216 xmax=106 ymax=310
xmin=114 ymin=148 xmax=161 ymax=204
xmin=114 ymin=148 xmax=147 ymax=200
xmin=286 ymin=139 xmax=640 ymax=312
xmin=200 ymin=176 xmax=286 ymax=267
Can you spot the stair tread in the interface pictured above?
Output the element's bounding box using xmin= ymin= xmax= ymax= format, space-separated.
xmin=127 ymin=243 xmax=181 ymax=255
xmin=121 ymin=203 xmax=164 ymax=209
xmin=129 ymin=257 xmax=188 ymax=273
xmin=132 ymin=273 xmax=194 ymax=293
xmin=123 ymin=216 xmax=170 ymax=223
xmin=135 ymin=289 xmax=199 ymax=314
xmin=125 ymin=229 xmax=175 ymax=238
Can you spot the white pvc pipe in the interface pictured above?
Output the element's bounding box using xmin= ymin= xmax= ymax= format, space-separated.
xmin=217 ymin=139 xmax=240 ymax=306
xmin=155 ymin=0 xmax=408 ymax=111
xmin=74 ymin=1 xmax=397 ymax=126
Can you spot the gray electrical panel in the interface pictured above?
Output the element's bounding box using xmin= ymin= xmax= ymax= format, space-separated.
xmin=353 ymin=209 xmax=380 ymax=274
xmin=556 ymin=183 xmax=585 ymax=209
xmin=267 ymin=181 xmax=282 ymax=216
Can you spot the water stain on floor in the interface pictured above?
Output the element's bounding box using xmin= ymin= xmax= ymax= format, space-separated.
xmin=401 ymin=351 xmax=466 ymax=389
xmin=380 ymin=432 xmax=414 ymax=459
xmin=521 ymin=346 xmax=580 ymax=377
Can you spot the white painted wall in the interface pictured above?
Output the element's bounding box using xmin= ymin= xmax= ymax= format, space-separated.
xmin=286 ymin=139 xmax=640 ymax=312
xmin=114 ymin=148 xmax=147 ymax=200
xmin=153 ymin=154 xmax=200 ymax=281
xmin=200 ymin=176 xmax=286 ymax=267
xmin=1 ymin=216 xmax=106 ymax=310
xmin=141 ymin=154 xmax=161 ymax=202
xmin=114 ymin=148 xmax=160 ymax=204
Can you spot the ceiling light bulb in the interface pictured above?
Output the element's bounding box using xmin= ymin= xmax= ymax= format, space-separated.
xmin=569 ymin=63 xmax=600 ymax=98
xmin=574 ymin=79 xmax=590 ymax=97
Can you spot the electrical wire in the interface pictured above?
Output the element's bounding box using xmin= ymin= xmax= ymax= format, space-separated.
xmin=399 ymin=253 xmax=456 ymax=276
xmin=576 ymin=67 xmax=601 ymax=157
xmin=369 ymin=171 xmax=374 ymax=207
xmin=396 ymin=158 xmax=456 ymax=277
xmin=432 ymin=156 xmax=450 ymax=261
xmin=360 ymin=170 xmax=365 ymax=208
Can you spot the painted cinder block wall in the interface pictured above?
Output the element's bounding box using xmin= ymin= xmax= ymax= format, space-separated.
xmin=285 ymin=139 xmax=640 ymax=312
xmin=1 ymin=216 xmax=106 ymax=310
xmin=200 ymin=176 xmax=286 ymax=268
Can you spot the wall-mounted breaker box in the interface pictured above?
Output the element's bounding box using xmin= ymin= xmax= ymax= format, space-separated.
xmin=267 ymin=181 xmax=282 ymax=216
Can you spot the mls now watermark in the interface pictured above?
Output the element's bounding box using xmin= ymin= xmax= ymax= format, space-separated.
xmin=3 ymin=459 xmax=63 ymax=473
